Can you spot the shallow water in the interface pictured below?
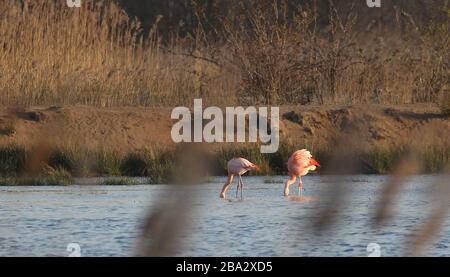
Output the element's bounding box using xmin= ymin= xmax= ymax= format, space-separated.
xmin=0 ymin=175 xmax=449 ymax=257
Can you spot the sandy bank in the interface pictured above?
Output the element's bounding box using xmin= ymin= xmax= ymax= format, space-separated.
xmin=1 ymin=104 xmax=448 ymax=152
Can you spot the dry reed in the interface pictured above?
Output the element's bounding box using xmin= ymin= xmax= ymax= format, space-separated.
xmin=0 ymin=0 xmax=448 ymax=107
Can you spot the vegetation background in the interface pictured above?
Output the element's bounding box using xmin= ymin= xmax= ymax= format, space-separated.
xmin=0 ymin=0 xmax=449 ymax=183
xmin=0 ymin=0 xmax=448 ymax=107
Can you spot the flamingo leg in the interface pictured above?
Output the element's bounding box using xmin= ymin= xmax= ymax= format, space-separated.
xmin=239 ymin=175 xmax=244 ymax=199
xmin=298 ymin=177 xmax=303 ymax=196
xmin=220 ymin=174 xmax=234 ymax=199
xmin=284 ymin=175 xmax=297 ymax=196
xmin=235 ymin=176 xmax=240 ymax=198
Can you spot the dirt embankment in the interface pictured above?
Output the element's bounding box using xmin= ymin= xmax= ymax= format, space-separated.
xmin=0 ymin=104 xmax=449 ymax=152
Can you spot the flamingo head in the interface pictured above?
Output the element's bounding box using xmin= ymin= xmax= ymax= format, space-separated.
xmin=307 ymin=158 xmax=321 ymax=171
xmin=252 ymin=164 xmax=260 ymax=172
xmin=310 ymin=158 xmax=321 ymax=167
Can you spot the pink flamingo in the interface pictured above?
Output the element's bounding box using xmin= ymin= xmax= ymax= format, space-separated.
xmin=284 ymin=149 xmax=321 ymax=196
xmin=220 ymin=157 xmax=260 ymax=199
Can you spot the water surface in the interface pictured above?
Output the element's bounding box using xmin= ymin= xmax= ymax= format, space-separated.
xmin=0 ymin=175 xmax=449 ymax=257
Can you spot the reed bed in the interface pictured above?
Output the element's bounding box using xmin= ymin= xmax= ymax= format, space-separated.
xmin=0 ymin=0 xmax=448 ymax=107
xmin=0 ymin=0 xmax=233 ymax=107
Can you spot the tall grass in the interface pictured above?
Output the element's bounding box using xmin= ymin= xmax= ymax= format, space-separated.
xmin=93 ymin=150 xmax=122 ymax=176
xmin=0 ymin=0 xmax=448 ymax=107
xmin=119 ymin=149 xmax=176 ymax=183
xmin=0 ymin=144 xmax=26 ymax=177
xmin=0 ymin=0 xmax=233 ymax=107
xmin=0 ymin=141 xmax=449 ymax=184
xmin=45 ymin=166 xmax=74 ymax=186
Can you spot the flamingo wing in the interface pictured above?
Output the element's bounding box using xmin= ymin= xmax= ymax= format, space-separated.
xmin=288 ymin=149 xmax=312 ymax=175
xmin=228 ymin=158 xmax=255 ymax=175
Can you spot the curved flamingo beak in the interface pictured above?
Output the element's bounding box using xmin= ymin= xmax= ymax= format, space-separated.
xmin=310 ymin=158 xmax=321 ymax=167
xmin=253 ymin=164 xmax=260 ymax=171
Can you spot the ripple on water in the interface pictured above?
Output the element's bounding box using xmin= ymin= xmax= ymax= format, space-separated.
xmin=0 ymin=176 xmax=446 ymax=256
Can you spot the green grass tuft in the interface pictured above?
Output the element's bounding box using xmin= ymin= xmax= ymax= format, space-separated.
xmin=48 ymin=149 xmax=77 ymax=174
xmin=0 ymin=144 xmax=26 ymax=177
xmin=92 ymin=150 xmax=122 ymax=176
xmin=119 ymin=149 xmax=174 ymax=183
xmin=145 ymin=150 xmax=175 ymax=184
xmin=120 ymin=152 xmax=149 ymax=177
xmin=45 ymin=166 xmax=73 ymax=186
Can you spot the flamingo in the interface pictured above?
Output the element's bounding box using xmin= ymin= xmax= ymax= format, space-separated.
xmin=220 ymin=157 xmax=260 ymax=199
xmin=284 ymin=149 xmax=320 ymax=196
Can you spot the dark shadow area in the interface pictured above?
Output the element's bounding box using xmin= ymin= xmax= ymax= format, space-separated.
xmin=384 ymin=108 xmax=446 ymax=121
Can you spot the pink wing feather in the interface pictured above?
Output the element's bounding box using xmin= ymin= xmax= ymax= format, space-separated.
xmin=288 ymin=149 xmax=312 ymax=176
xmin=228 ymin=157 xmax=255 ymax=175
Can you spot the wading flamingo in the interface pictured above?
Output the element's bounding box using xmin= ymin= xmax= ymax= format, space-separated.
xmin=284 ymin=150 xmax=320 ymax=196
xmin=220 ymin=157 xmax=259 ymax=199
